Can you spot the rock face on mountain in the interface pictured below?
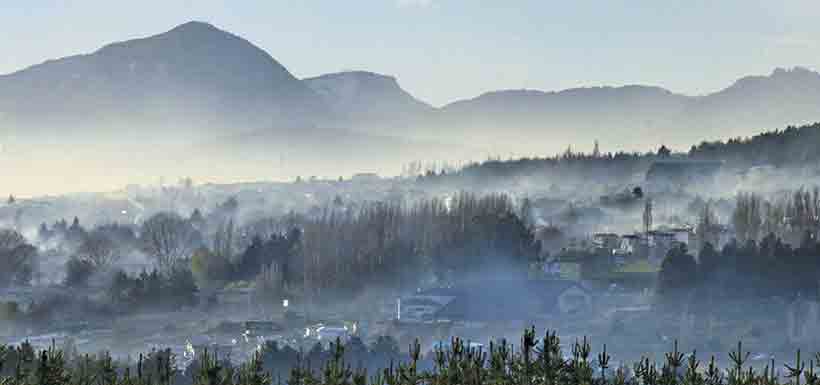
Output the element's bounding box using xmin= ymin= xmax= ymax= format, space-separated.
xmin=0 ymin=21 xmax=327 ymax=140
xmin=304 ymin=71 xmax=433 ymax=126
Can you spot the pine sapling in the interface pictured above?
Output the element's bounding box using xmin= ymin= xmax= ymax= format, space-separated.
xmin=786 ymin=350 xmax=806 ymax=385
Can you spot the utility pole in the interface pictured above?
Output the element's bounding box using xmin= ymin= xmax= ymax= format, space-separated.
xmin=643 ymin=198 xmax=653 ymax=234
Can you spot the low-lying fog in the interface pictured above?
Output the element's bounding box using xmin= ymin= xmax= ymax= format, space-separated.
xmin=3 ymin=150 xmax=820 ymax=375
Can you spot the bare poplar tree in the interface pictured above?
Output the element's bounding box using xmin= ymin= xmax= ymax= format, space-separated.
xmin=0 ymin=229 xmax=26 ymax=251
xmin=140 ymin=212 xmax=197 ymax=274
xmin=77 ymin=231 xmax=120 ymax=269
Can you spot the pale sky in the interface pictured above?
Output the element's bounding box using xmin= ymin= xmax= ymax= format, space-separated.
xmin=2 ymin=0 xmax=820 ymax=106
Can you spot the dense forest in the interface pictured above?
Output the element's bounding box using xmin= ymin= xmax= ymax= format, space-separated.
xmin=414 ymin=122 xmax=820 ymax=188
xmin=688 ymin=123 xmax=820 ymax=167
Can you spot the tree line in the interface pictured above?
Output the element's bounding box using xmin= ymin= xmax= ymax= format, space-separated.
xmin=2 ymin=328 xmax=820 ymax=385
xmin=1 ymin=192 xmax=540 ymax=323
xmin=413 ymin=122 xmax=820 ymax=190
xmin=689 ymin=122 xmax=820 ymax=167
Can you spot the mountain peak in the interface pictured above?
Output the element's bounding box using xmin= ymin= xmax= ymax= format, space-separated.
xmin=304 ymin=70 xmax=432 ymax=123
xmin=0 ymin=20 xmax=327 ymax=134
xmin=720 ymin=66 xmax=820 ymax=96
xmin=151 ymin=20 xmax=237 ymax=42
xmin=95 ymin=20 xmax=241 ymax=55
xmin=169 ymin=20 xmax=220 ymax=33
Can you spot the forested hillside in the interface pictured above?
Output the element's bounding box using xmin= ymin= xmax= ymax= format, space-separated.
xmin=689 ymin=122 xmax=820 ymax=167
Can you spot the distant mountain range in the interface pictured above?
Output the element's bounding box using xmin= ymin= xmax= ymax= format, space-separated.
xmin=1 ymin=21 xmax=820 ymax=195
xmin=423 ymin=67 xmax=820 ymax=154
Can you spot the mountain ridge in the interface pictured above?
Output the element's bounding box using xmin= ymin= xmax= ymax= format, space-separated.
xmin=2 ymin=21 xmax=820 ymax=196
xmin=1 ymin=19 xmax=817 ymax=139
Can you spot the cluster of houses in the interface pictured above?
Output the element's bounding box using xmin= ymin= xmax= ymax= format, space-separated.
xmin=613 ymin=227 xmax=693 ymax=265
xmin=392 ymin=217 xmax=733 ymax=326
xmin=540 ymin=220 xmax=734 ymax=294
xmin=543 ymin=227 xmax=692 ymax=280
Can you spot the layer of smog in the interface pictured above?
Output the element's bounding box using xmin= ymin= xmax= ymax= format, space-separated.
xmin=2 ymin=7 xmax=820 ymax=385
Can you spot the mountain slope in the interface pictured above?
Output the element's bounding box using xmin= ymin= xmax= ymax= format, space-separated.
xmin=687 ymin=67 xmax=820 ymax=138
xmin=423 ymin=85 xmax=691 ymax=154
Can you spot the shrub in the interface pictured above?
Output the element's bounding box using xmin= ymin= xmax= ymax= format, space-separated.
xmin=0 ymin=231 xmax=36 ymax=287
xmin=0 ymin=301 xmax=20 ymax=321
xmin=64 ymin=256 xmax=96 ymax=288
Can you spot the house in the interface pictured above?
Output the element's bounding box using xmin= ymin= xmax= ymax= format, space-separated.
xmin=432 ymin=280 xmax=592 ymax=323
xmin=593 ymin=233 xmax=621 ymax=251
xmin=312 ymin=325 xmax=350 ymax=343
xmin=668 ymin=227 xmax=692 ymax=245
xmin=202 ymin=286 xmax=255 ymax=312
xmin=243 ymin=321 xmax=283 ymax=335
xmin=618 ymin=234 xmax=648 ymax=259
xmin=398 ymin=288 xmax=460 ymax=322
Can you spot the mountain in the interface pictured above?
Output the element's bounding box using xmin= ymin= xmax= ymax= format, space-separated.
xmin=687 ymin=67 xmax=820 ymax=138
xmin=303 ymin=71 xmax=433 ymax=129
xmin=3 ymin=20 xmax=818 ymax=153
xmin=0 ymin=21 xmax=328 ymax=142
xmin=420 ymin=85 xmax=691 ymax=155
xmin=412 ymin=67 xmax=820 ymax=155
xmin=2 ymin=20 xmax=820 ymax=195
xmin=0 ymin=22 xmax=471 ymax=196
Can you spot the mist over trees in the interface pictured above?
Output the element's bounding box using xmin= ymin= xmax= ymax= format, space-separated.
xmin=0 ymin=229 xmax=35 ymax=287
xmin=655 ymin=188 xmax=820 ymax=308
xmin=410 ymin=122 xmax=820 ymax=198
xmin=0 ymin=191 xmax=543 ymax=328
xmin=141 ymin=212 xmax=201 ymax=275
xmin=4 ymin=121 xmax=820 ymax=372
xmin=657 ymin=233 xmax=820 ymax=304
xmin=294 ymin=192 xmax=538 ymax=298
xmin=730 ymin=189 xmax=820 ymax=246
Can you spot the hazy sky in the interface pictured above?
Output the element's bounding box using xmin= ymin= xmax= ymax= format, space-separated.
xmin=2 ymin=0 xmax=820 ymax=106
